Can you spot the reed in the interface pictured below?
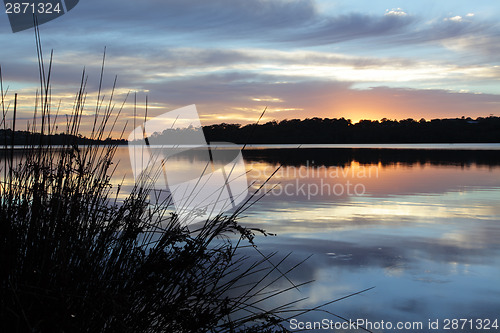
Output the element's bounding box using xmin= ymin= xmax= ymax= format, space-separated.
xmin=0 ymin=27 xmax=307 ymax=333
xmin=0 ymin=25 xmax=375 ymax=333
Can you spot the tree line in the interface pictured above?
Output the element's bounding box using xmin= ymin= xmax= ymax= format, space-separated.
xmin=2 ymin=116 xmax=499 ymax=145
xmin=0 ymin=129 xmax=127 ymax=146
xmin=203 ymin=116 xmax=500 ymax=143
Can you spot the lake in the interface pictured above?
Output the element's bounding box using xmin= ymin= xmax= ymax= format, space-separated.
xmin=108 ymin=144 xmax=500 ymax=332
xmin=6 ymin=144 xmax=498 ymax=332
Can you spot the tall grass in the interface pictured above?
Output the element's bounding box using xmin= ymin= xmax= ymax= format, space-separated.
xmin=0 ymin=27 xmax=311 ymax=333
xmin=0 ymin=27 xmax=374 ymax=333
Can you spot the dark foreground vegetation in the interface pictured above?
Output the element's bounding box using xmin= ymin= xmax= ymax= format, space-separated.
xmin=203 ymin=117 xmax=500 ymax=144
xmin=1 ymin=32 xmax=366 ymax=333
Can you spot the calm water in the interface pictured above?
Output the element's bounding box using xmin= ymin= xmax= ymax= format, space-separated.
xmin=7 ymin=145 xmax=499 ymax=331
xmin=108 ymin=145 xmax=500 ymax=332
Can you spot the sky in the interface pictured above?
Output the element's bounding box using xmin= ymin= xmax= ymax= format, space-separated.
xmin=1 ymin=0 xmax=500 ymax=135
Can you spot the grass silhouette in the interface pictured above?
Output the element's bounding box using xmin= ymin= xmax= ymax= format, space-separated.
xmin=0 ymin=28 xmax=287 ymax=333
xmin=0 ymin=26 xmax=374 ymax=333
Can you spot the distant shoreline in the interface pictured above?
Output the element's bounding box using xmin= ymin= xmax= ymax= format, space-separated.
xmin=3 ymin=143 xmax=500 ymax=151
xmin=2 ymin=116 xmax=499 ymax=146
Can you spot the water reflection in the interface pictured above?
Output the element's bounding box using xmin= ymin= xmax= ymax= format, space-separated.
xmin=243 ymin=147 xmax=500 ymax=167
xmin=233 ymin=148 xmax=500 ymax=332
xmin=7 ymin=146 xmax=498 ymax=331
xmin=114 ymin=146 xmax=500 ymax=331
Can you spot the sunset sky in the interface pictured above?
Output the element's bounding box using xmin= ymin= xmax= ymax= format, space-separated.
xmin=1 ymin=0 xmax=500 ymax=133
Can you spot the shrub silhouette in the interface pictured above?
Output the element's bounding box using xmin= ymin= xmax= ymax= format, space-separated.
xmin=0 ymin=34 xmax=314 ymax=333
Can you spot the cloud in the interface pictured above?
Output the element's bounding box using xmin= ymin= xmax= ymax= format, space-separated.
xmin=105 ymin=72 xmax=500 ymax=125
xmin=445 ymin=15 xmax=463 ymax=22
xmin=0 ymin=46 xmax=430 ymax=91
xmin=385 ymin=8 xmax=408 ymax=17
xmin=3 ymin=48 xmax=500 ymax=130
xmin=442 ymin=34 xmax=500 ymax=58
xmin=2 ymin=0 xmax=499 ymax=62
xmin=275 ymin=12 xmax=415 ymax=46
xmin=1 ymin=0 xmax=500 ymax=134
xmin=39 ymin=0 xmax=318 ymax=38
xmin=5 ymin=0 xmax=485 ymax=49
